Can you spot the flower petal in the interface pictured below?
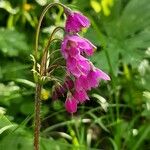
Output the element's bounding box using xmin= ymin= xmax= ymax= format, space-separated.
xmin=65 ymin=12 xmax=90 ymax=32
xmin=73 ymin=90 xmax=89 ymax=103
xmin=65 ymin=95 xmax=77 ymax=113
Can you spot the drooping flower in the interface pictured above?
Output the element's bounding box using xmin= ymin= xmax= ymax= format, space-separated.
xmin=75 ymin=75 xmax=90 ymax=91
xmin=61 ymin=35 xmax=96 ymax=59
xmin=73 ymin=90 xmax=89 ymax=103
xmin=65 ymin=11 xmax=90 ymax=33
xmin=65 ymin=93 xmax=78 ymax=113
xmin=75 ymin=67 xmax=110 ymax=91
xmin=87 ymin=68 xmax=110 ymax=88
xmin=57 ymin=8 xmax=111 ymax=113
xmin=66 ymin=56 xmax=90 ymax=77
xmin=52 ymin=77 xmax=74 ymax=100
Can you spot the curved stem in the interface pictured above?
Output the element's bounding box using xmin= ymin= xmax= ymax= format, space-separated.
xmin=50 ymin=57 xmax=64 ymax=66
xmin=34 ymin=2 xmax=67 ymax=60
xmin=34 ymin=3 xmax=67 ymax=150
xmin=40 ymin=27 xmax=64 ymax=76
xmin=48 ymin=49 xmax=61 ymax=59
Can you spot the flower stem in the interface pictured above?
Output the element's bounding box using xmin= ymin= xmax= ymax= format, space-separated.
xmin=40 ymin=26 xmax=64 ymax=76
xmin=33 ymin=3 xmax=67 ymax=150
xmin=34 ymin=83 xmax=42 ymax=150
xmin=104 ymin=49 xmax=119 ymax=120
xmin=34 ymin=2 xmax=67 ymax=60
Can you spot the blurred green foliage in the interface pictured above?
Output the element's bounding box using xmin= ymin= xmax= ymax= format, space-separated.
xmin=0 ymin=0 xmax=150 ymax=150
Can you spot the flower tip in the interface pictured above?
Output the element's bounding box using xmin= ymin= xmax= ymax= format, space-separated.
xmin=64 ymin=7 xmax=72 ymax=16
xmin=102 ymin=71 xmax=111 ymax=81
xmin=65 ymin=11 xmax=90 ymax=33
xmin=96 ymin=68 xmax=111 ymax=81
xmin=65 ymin=95 xmax=77 ymax=113
xmin=102 ymin=73 xmax=111 ymax=81
xmin=107 ymin=76 xmax=111 ymax=81
xmin=93 ymin=46 xmax=97 ymax=52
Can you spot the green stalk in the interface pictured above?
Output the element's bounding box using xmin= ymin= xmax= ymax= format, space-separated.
xmin=104 ymin=49 xmax=119 ymax=120
xmin=33 ymin=3 xmax=67 ymax=150
xmin=34 ymin=83 xmax=42 ymax=150
xmin=34 ymin=2 xmax=67 ymax=60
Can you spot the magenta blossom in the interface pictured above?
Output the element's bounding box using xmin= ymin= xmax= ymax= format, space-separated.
xmin=57 ymin=8 xmax=110 ymax=113
xmin=61 ymin=35 xmax=96 ymax=59
xmin=87 ymin=68 xmax=110 ymax=88
xmin=73 ymin=90 xmax=89 ymax=103
xmin=75 ymin=67 xmax=110 ymax=91
xmin=52 ymin=77 xmax=74 ymax=100
xmin=65 ymin=93 xmax=77 ymax=113
xmin=65 ymin=11 xmax=90 ymax=33
xmin=66 ymin=55 xmax=90 ymax=77
xmin=75 ymin=75 xmax=90 ymax=91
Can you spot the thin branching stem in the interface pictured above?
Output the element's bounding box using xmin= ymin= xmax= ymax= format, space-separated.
xmin=40 ymin=27 xmax=64 ymax=76
xmin=34 ymin=3 xmax=67 ymax=150
xmin=34 ymin=2 xmax=66 ymax=60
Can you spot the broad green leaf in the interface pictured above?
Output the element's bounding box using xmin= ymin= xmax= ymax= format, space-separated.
xmin=0 ymin=114 xmax=11 ymax=129
xmin=0 ymin=28 xmax=29 ymax=57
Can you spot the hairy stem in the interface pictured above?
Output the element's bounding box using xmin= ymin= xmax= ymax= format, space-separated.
xmin=34 ymin=83 xmax=42 ymax=150
xmin=34 ymin=3 xmax=67 ymax=150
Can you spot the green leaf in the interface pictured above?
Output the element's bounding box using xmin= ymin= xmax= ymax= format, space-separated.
xmin=108 ymin=138 xmax=118 ymax=150
xmin=91 ymin=0 xmax=150 ymax=75
xmin=0 ymin=133 xmax=33 ymax=150
xmin=132 ymin=125 xmax=150 ymax=150
xmin=0 ymin=61 xmax=30 ymax=81
xmin=0 ymin=124 xmax=16 ymax=135
xmin=0 ymin=1 xmax=18 ymax=14
xmin=0 ymin=115 xmax=12 ymax=129
xmin=0 ymin=28 xmax=29 ymax=57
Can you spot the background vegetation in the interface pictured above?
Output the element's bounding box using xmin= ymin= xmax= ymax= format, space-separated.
xmin=0 ymin=0 xmax=150 ymax=149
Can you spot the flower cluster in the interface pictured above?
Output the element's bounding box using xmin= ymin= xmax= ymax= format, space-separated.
xmin=53 ymin=11 xmax=110 ymax=113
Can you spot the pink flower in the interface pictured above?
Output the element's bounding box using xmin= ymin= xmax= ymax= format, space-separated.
xmin=87 ymin=68 xmax=110 ymax=88
xmin=58 ymin=9 xmax=111 ymax=113
xmin=52 ymin=78 xmax=74 ymax=100
xmin=73 ymin=90 xmax=89 ymax=103
xmin=75 ymin=75 xmax=90 ymax=91
xmin=75 ymin=67 xmax=110 ymax=91
xmin=65 ymin=94 xmax=77 ymax=113
xmin=65 ymin=11 xmax=90 ymax=33
xmin=66 ymin=56 xmax=90 ymax=77
xmin=61 ymin=35 xmax=96 ymax=59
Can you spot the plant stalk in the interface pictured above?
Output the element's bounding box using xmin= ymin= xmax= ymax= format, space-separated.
xmin=33 ymin=3 xmax=67 ymax=150
xmin=34 ymin=83 xmax=42 ymax=150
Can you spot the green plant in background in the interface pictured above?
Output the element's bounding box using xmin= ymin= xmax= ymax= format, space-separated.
xmin=91 ymin=0 xmax=114 ymax=16
xmin=0 ymin=0 xmax=150 ymax=150
xmin=31 ymin=3 xmax=67 ymax=150
xmin=32 ymin=2 xmax=111 ymax=149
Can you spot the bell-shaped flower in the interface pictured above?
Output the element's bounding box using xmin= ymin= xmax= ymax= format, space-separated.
xmin=65 ymin=11 xmax=90 ymax=33
xmin=61 ymin=35 xmax=96 ymax=59
xmin=52 ymin=78 xmax=74 ymax=100
xmin=65 ymin=93 xmax=77 ymax=113
xmin=87 ymin=68 xmax=111 ymax=88
xmin=66 ymin=56 xmax=90 ymax=77
xmin=73 ymin=90 xmax=89 ymax=103
xmin=75 ymin=67 xmax=110 ymax=91
xmin=75 ymin=75 xmax=90 ymax=91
